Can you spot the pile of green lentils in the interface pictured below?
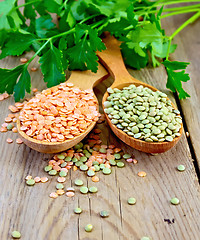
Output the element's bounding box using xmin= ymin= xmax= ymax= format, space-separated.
xmin=104 ymin=85 xmax=182 ymax=142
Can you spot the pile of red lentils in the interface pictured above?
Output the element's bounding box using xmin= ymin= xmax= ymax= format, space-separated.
xmin=19 ymin=82 xmax=99 ymax=142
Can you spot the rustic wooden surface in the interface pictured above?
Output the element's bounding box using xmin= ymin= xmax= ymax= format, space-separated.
xmin=0 ymin=11 xmax=200 ymax=240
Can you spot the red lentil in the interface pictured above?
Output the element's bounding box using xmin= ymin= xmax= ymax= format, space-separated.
xmin=19 ymin=83 xmax=99 ymax=142
xmin=6 ymin=138 xmax=13 ymax=143
xmin=138 ymin=171 xmax=147 ymax=177
xmin=20 ymin=58 xmax=28 ymax=63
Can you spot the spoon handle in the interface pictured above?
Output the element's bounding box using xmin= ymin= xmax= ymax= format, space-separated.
xmin=97 ymin=33 xmax=141 ymax=87
xmin=67 ymin=63 xmax=108 ymax=90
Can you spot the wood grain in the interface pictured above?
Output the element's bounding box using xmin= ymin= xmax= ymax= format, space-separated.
xmin=0 ymin=13 xmax=200 ymax=240
xmin=162 ymin=10 xmax=200 ymax=169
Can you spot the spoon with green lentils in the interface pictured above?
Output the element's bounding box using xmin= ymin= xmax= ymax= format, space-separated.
xmin=97 ymin=34 xmax=183 ymax=153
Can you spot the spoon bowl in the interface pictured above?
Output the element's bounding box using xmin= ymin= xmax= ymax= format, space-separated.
xmin=97 ymin=34 xmax=183 ymax=153
xmin=17 ymin=63 xmax=108 ymax=153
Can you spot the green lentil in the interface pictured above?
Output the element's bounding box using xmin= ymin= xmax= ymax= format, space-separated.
xmin=26 ymin=179 xmax=35 ymax=186
xmin=92 ymin=161 xmax=99 ymax=165
xmin=89 ymin=186 xmax=98 ymax=193
xmin=61 ymin=162 xmax=67 ymax=168
xmin=44 ymin=165 xmax=52 ymax=172
xmin=59 ymin=171 xmax=67 ymax=177
xmin=170 ymin=197 xmax=180 ymax=205
xmin=99 ymin=148 xmax=107 ymax=153
xmin=117 ymin=162 xmax=125 ymax=168
xmin=80 ymin=156 xmax=87 ymax=162
xmin=100 ymin=164 xmax=106 ymax=169
xmin=141 ymin=237 xmax=151 ymax=240
xmin=104 ymin=85 xmax=182 ymax=142
xmin=11 ymin=231 xmax=21 ymax=239
xmin=75 ymin=161 xmax=83 ymax=167
xmin=74 ymin=179 xmax=84 ymax=186
xmin=102 ymin=168 xmax=112 ymax=175
xmin=74 ymin=207 xmax=82 ymax=214
xmin=109 ymin=159 xmax=117 ymax=166
xmin=114 ymin=153 xmax=121 ymax=160
xmin=165 ymin=136 xmax=173 ymax=142
xmin=128 ymin=197 xmax=136 ymax=205
xmin=74 ymin=142 xmax=83 ymax=149
xmin=65 ymin=156 xmax=72 ymax=162
xmin=57 ymin=154 xmax=65 ymax=160
xmin=48 ymin=169 xmax=57 ymax=176
xmin=80 ymin=186 xmax=89 ymax=194
xmin=94 ymin=165 xmax=100 ymax=171
xmin=123 ymin=154 xmax=131 ymax=159
xmin=85 ymin=224 xmax=93 ymax=232
xmin=177 ymin=164 xmax=185 ymax=172
xmin=7 ymin=123 xmax=14 ymax=130
xmin=100 ymin=210 xmax=109 ymax=218
xmin=72 ymin=157 xmax=78 ymax=163
xmin=80 ymin=164 xmax=88 ymax=171
xmin=87 ymin=170 xmax=95 ymax=177
xmin=56 ymin=183 xmax=64 ymax=189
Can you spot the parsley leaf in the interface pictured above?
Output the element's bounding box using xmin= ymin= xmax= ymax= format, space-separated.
xmin=43 ymin=0 xmax=63 ymax=15
xmin=121 ymin=41 xmax=148 ymax=69
xmin=35 ymin=15 xmax=56 ymax=38
xmin=127 ymin=23 xmax=163 ymax=57
xmin=24 ymin=0 xmax=37 ymax=20
xmin=0 ymin=65 xmax=24 ymax=94
xmin=66 ymin=24 xmax=105 ymax=72
xmin=0 ymin=64 xmax=31 ymax=101
xmin=0 ymin=0 xmax=22 ymax=30
xmin=39 ymin=44 xmax=66 ymax=87
xmin=163 ymin=60 xmax=190 ymax=99
xmin=0 ymin=32 xmax=36 ymax=59
xmin=14 ymin=65 xmax=31 ymax=101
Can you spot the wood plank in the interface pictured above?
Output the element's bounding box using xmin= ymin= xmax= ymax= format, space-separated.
xmin=0 ymin=18 xmax=200 ymax=240
xmin=162 ymin=11 xmax=200 ymax=168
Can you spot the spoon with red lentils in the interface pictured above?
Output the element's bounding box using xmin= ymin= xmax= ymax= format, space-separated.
xmin=17 ymin=63 xmax=108 ymax=153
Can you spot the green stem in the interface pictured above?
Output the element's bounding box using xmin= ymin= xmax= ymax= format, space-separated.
xmin=15 ymin=0 xmax=41 ymax=9
xmin=90 ymin=19 xmax=106 ymax=29
xmin=79 ymin=14 xmax=101 ymax=24
xmin=136 ymin=4 xmax=200 ymax=16
xmin=161 ymin=3 xmax=200 ymax=12
xmin=134 ymin=0 xmax=200 ymax=10
xmin=165 ymin=38 xmax=172 ymax=60
xmin=37 ymin=28 xmax=76 ymax=41
xmin=157 ymin=0 xmax=200 ymax=7
xmin=165 ymin=10 xmax=200 ymax=59
xmin=26 ymin=39 xmax=50 ymax=65
xmin=161 ymin=8 xmax=200 ymax=18
xmin=170 ymin=10 xmax=200 ymax=39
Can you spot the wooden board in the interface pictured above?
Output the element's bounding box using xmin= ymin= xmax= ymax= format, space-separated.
xmin=162 ymin=10 xmax=200 ymax=169
xmin=0 ymin=12 xmax=200 ymax=240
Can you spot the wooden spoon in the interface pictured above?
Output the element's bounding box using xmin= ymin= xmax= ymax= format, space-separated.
xmin=97 ymin=34 xmax=183 ymax=153
xmin=17 ymin=63 xmax=109 ymax=153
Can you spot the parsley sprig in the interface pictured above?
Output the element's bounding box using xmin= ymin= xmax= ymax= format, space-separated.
xmin=0 ymin=0 xmax=199 ymax=101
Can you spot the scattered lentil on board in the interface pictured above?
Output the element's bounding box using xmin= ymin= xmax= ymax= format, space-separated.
xmin=170 ymin=197 xmax=180 ymax=205
xmin=104 ymin=84 xmax=182 ymax=142
xmin=85 ymin=224 xmax=93 ymax=232
xmin=11 ymin=230 xmax=21 ymax=239
xmin=138 ymin=171 xmax=147 ymax=177
xmin=100 ymin=210 xmax=109 ymax=218
xmin=74 ymin=207 xmax=82 ymax=214
xmin=177 ymin=164 xmax=185 ymax=172
xmin=127 ymin=197 xmax=136 ymax=205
